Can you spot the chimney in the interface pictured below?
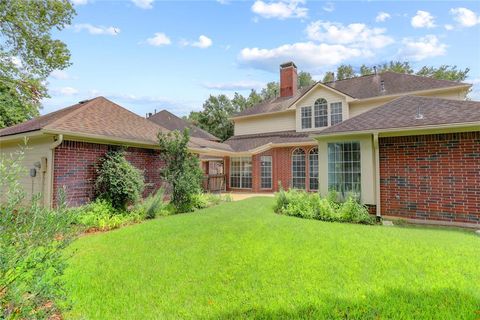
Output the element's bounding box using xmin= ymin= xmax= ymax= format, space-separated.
xmin=280 ymin=61 xmax=297 ymax=97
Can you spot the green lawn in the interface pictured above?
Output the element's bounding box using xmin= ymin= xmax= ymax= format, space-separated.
xmin=64 ymin=197 xmax=480 ymax=319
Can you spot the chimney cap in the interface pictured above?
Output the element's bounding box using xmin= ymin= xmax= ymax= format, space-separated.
xmin=280 ymin=61 xmax=297 ymax=69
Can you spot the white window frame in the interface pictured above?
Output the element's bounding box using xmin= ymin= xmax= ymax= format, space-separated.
xmin=314 ymin=98 xmax=328 ymax=128
xmin=301 ymin=106 xmax=312 ymax=129
xmin=292 ymin=148 xmax=306 ymax=189
xmin=309 ymin=148 xmax=319 ymax=191
xmin=327 ymin=142 xmax=361 ymax=198
xmin=260 ymin=156 xmax=272 ymax=189
xmin=330 ymin=102 xmax=343 ymax=126
xmin=230 ymin=157 xmax=252 ymax=189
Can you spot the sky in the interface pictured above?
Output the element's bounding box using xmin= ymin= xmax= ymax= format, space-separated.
xmin=43 ymin=0 xmax=480 ymax=117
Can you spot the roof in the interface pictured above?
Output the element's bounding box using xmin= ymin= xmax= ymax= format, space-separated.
xmin=318 ymin=95 xmax=480 ymax=135
xmin=148 ymin=110 xmax=220 ymax=141
xmin=0 ymin=97 xmax=233 ymax=153
xmin=224 ymin=130 xmax=317 ymax=152
xmin=233 ymin=72 xmax=469 ymax=118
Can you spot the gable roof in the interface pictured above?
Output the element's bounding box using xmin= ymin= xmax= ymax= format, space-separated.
xmin=0 ymin=97 xmax=233 ymax=152
xmin=148 ymin=110 xmax=220 ymax=141
xmin=232 ymin=72 xmax=470 ymax=118
xmin=318 ymin=95 xmax=480 ymax=136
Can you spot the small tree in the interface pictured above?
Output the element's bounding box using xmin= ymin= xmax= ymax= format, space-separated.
xmin=95 ymin=150 xmax=145 ymax=210
xmin=157 ymin=129 xmax=203 ymax=213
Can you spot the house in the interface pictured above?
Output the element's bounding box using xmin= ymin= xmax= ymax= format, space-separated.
xmin=221 ymin=62 xmax=479 ymax=227
xmin=1 ymin=62 xmax=478 ymax=227
xmin=0 ymin=97 xmax=232 ymax=207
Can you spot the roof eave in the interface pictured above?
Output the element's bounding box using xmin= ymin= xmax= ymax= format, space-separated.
xmin=0 ymin=130 xmax=44 ymax=142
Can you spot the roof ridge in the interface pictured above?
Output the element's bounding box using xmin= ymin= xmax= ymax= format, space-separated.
xmin=44 ymin=97 xmax=101 ymax=131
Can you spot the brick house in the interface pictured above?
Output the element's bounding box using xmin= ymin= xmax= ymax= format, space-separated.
xmin=1 ymin=62 xmax=479 ymax=227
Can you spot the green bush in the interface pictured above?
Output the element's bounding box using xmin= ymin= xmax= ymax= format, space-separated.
xmin=133 ymin=189 xmax=169 ymax=219
xmin=0 ymin=146 xmax=77 ymax=319
xmin=191 ymin=193 xmax=233 ymax=210
xmin=274 ymin=188 xmax=375 ymax=225
xmin=95 ymin=150 xmax=145 ymax=210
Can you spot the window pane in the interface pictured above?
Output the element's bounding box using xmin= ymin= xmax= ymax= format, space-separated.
xmin=301 ymin=106 xmax=312 ymax=129
xmin=327 ymin=142 xmax=361 ymax=198
xmin=260 ymin=156 xmax=272 ymax=189
xmin=230 ymin=157 xmax=252 ymax=188
xmin=314 ymin=98 xmax=328 ymax=128
xmin=292 ymin=148 xmax=306 ymax=189
xmin=330 ymin=102 xmax=343 ymax=125
xmin=309 ymin=148 xmax=319 ymax=190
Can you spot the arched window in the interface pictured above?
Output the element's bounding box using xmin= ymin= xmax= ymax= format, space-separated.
xmin=309 ymin=148 xmax=319 ymax=190
xmin=314 ymin=98 xmax=328 ymax=128
xmin=292 ymin=148 xmax=306 ymax=189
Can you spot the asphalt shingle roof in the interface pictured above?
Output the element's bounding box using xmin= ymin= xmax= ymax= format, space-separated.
xmin=224 ymin=130 xmax=318 ymax=152
xmin=319 ymin=95 xmax=480 ymax=135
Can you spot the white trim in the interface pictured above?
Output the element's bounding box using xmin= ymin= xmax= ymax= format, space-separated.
xmin=373 ymin=133 xmax=381 ymax=217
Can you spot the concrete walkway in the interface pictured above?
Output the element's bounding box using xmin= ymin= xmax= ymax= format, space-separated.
xmin=223 ymin=192 xmax=275 ymax=201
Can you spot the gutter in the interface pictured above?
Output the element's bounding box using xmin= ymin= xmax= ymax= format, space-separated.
xmin=49 ymin=134 xmax=63 ymax=149
xmin=48 ymin=134 xmax=63 ymax=208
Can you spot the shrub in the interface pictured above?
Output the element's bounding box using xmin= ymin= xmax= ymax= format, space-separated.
xmin=275 ymin=189 xmax=375 ymax=225
xmin=191 ymin=193 xmax=233 ymax=210
xmin=95 ymin=150 xmax=145 ymax=210
xmin=157 ymin=129 xmax=203 ymax=213
xmin=0 ymin=145 xmax=77 ymax=319
xmin=133 ymin=189 xmax=168 ymax=219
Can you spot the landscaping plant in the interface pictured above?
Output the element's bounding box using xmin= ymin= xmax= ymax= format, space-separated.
xmin=0 ymin=146 xmax=76 ymax=319
xmin=94 ymin=150 xmax=145 ymax=210
xmin=157 ymin=129 xmax=203 ymax=213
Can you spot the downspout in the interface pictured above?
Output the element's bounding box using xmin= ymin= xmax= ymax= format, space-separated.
xmin=48 ymin=134 xmax=63 ymax=208
xmin=373 ymin=133 xmax=381 ymax=219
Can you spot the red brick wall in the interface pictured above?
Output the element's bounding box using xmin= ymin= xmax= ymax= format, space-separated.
xmin=225 ymin=145 xmax=318 ymax=193
xmin=380 ymin=132 xmax=480 ymax=225
xmin=53 ymin=140 xmax=164 ymax=207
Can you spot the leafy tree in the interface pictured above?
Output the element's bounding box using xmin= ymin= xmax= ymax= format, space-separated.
xmin=359 ymin=64 xmax=373 ymax=76
xmin=95 ymin=150 xmax=145 ymax=210
xmin=231 ymin=92 xmax=248 ymax=112
xmin=378 ymin=61 xmax=413 ymax=74
xmin=336 ymin=64 xmax=355 ymax=80
xmin=195 ymin=95 xmax=235 ymax=141
xmin=298 ymin=71 xmax=316 ymax=88
xmin=322 ymin=72 xmax=334 ymax=83
xmin=247 ymin=89 xmax=263 ymax=106
xmin=0 ymin=0 xmax=75 ymax=128
xmin=157 ymin=129 xmax=203 ymax=213
xmin=261 ymin=81 xmax=280 ymax=101
xmin=416 ymin=65 xmax=469 ymax=82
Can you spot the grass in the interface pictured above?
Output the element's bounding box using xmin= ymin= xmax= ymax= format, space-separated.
xmin=64 ymin=197 xmax=480 ymax=319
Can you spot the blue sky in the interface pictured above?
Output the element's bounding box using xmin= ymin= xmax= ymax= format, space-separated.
xmin=44 ymin=0 xmax=480 ymax=117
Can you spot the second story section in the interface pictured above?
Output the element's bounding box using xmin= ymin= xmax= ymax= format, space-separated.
xmin=232 ymin=62 xmax=471 ymax=136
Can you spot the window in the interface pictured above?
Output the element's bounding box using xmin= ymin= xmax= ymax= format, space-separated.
xmin=330 ymin=102 xmax=343 ymax=125
xmin=314 ymin=98 xmax=328 ymax=128
xmin=301 ymin=106 xmax=312 ymax=129
xmin=260 ymin=156 xmax=272 ymax=189
xmin=328 ymin=142 xmax=361 ymax=198
xmin=309 ymin=148 xmax=319 ymax=190
xmin=230 ymin=157 xmax=252 ymax=188
xmin=292 ymin=148 xmax=306 ymax=189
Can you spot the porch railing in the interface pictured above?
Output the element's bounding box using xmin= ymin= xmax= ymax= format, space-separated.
xmin=202 ymin=174 xmax=226 ymax=193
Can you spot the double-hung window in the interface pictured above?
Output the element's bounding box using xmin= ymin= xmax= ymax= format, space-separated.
xmin=292 ymin=148 xmax=306 ymax=189
xmin=330 ymin=102 xmax=343 ymax=125
xmin=328 ymin=142 xmax=361 ymax=197
xmin=309 ymin=148 xmax=319 ymax=190
xmin=230 ymin=157 xmax=252 ymax=189
xmin=301 ymin=106 xmax=312 ymax=129
xmin=260 ymin=156 xmax=272 ymax=189
xmin=314 ymin=98 xmax=328 ymax=127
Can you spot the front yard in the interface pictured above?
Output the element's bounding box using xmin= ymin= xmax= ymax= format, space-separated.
xmin=64 ymin=197 xmax=480 ymax=319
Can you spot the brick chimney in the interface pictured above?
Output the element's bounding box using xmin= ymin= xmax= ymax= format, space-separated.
xmin=280 ymin=61 xmax=297 ymax=98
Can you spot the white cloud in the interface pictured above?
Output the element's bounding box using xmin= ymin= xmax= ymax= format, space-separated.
xmin=239 ymin=42 xmax=364 ymax=71
xmin=74 ymin=24 xmax=120 ymax=36
xmin=50 ymin=70 xmax=70 ymax=80
xmin=305 ymin=21 xmax=394 ymax=49
xmin=202 ymin=80 xmax=266 ymax=91
xmin=131 ymin=0 xmax=154 ymax=9
xmin=444 ymin=24 xmax=454 ymax=30
xmin=71 ymin=0 xmax=89 ymax=5
xmin=398 ymin=35 xmax=447 ymax=61
xmin=192 ymin=35 xmax=213 ymax=48
xmin=251 ymin=0 xmax=308 ymax=19
xmin=323 ymin=2 xmax=334 ymax=12
xmin=376 ymin=12 xmax=391 ymax=22
xmin=146 ymin=33 xmax=171 ymax=46
xmin=450 ymin=7 xmax=480 ymax=28
xmin=52 ymin=87 xmax=79 ymax=96
xmin=411 ymin=10 xmax=436 ymax=28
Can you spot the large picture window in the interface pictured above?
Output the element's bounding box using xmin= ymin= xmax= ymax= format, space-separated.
xmin=292 ymin=148 xmax=306 ymax=189
xmin=309 ymin=148 xmax=319 ymax=190
xmin=301 ymin=106 xmax=312 ymax=129
xmin=260 ymin=156 xmax=272 ymax=189
xmin=314 ymin=98 xmax=328 ymax=128
xmin=230 ymin=157 xmax=252 ymax=189
xmin=328 ymin=142 xmax=361 ymax=197
xmin=330 ymin=102 xmax=343 ymax=125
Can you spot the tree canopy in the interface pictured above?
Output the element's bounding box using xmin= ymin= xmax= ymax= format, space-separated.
xmin=0 ymin=0 xmax=75 ymax=128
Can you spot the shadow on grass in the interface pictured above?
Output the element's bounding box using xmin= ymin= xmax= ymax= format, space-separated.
xmin=210 ymin=288 xmax=480 ymax=319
